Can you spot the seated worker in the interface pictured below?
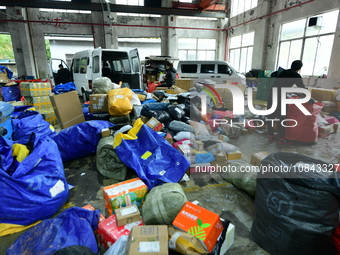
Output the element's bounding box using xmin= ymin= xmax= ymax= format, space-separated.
xmin=266 ymin=60 xmax=306 ymax=145
xmin=56 ymin=64 xmax=71 ymax=84
xmin=163 ymin=63 xmax=177 ymax=88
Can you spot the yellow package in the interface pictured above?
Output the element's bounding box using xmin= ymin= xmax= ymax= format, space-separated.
xmin=108 ymin=88 xmax=133 ymax=116
xmin=168 ymin=226 xmax=207 ymax=255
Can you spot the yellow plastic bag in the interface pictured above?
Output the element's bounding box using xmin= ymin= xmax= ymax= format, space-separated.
xmin=108 ymin=88 xmax=133 ymax=116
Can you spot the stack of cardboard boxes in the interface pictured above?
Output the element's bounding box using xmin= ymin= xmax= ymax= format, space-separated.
xmin=20 ymin=82 xmax=58 ymax=126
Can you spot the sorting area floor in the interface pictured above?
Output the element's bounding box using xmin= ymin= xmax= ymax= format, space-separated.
xmin=1 ymin=129 xmax=339 ymax=255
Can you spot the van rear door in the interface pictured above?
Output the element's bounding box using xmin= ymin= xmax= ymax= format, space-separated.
xmin=92 ymin=47 xmax=102 ymax=84
xmin=124 ymin=48 xmax=141 ymax=89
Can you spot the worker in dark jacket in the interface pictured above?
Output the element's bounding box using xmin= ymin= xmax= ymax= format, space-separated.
xmin=56 ymin=64 xmax=71 ymax=85
xmin=267 ymin=60 xmax=306 ymax=144
xmin=164 ymin=63 xmax=177 ymax=88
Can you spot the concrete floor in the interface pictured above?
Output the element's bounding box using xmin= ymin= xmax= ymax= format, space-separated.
xmin=1 ymin=128 xmax=339 ymax=255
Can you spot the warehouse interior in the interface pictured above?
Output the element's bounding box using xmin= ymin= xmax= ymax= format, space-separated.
xmin=1 ymin=0 xmax=340 ymax=255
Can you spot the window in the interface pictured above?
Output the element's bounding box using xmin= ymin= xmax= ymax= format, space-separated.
xmin=277 ymin=10 xmax=339 ymax=76
xmin=73 ymin=59 xmax=80 ymax=73
xmin=228 ymin=31 xmax=254 ymax=73
xmin=93 ymin=56 xmax=99 ymax=73
xmin=131 ymin=57 xmax=140 ymax=73
xmin=231 ymin=0 xmax=257 ymax=17
xmin=201 ymin=64 xmax=215 ymax=73
xmin=218 ymin=64 xmax=231 ymax=74
xmin=181 ymin=64 xmax=197 ymax=73
xmin=115 ymin=0 xmax=144 ymax=5
xmin=40 ymin=8 xmax=90 ymax=14
xmin=79 ymin=57 xmax=88 ymax=74
xmin=122 ymin=59 xmax=131 ymax=73
xmin=112 ymin=60 xmax=123 ymax=72
xmin=178 ymin=38 xmax=216 ymax=60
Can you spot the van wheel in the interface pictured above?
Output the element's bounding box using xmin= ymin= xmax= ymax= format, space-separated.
xmin=82 ymin=91 xmax=87 ymax=102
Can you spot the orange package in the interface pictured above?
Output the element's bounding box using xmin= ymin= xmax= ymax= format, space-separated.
xmin=82 ymin=204 xmax=106 ymax=223
xmin=102 ymin=178 xmax=148 ymax=215
xmin=172 ymin=201 xmax=223 ymax=253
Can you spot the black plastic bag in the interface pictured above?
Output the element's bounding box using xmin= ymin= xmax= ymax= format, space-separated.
xmin=168 ymin=105 xmax=185 ymax=121
xmin=148 ymin=110 xmax=172 ymax=123
xmin=250 ymin=152 xmax=340 ymax=255
xmin=141 ymin=102 xmax=169 ymax=117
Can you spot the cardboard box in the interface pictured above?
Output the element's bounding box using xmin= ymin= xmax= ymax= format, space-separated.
xmin=318 ymin=124 xmax=335 ymax=134
xmin=165 ymin=133 xmax=173 ymax=144
xmin=333 ymin=123 xmax=340 ymax=133
xmin=97 ymin=214 xmax=144 ymax=249
xmin=24 ymin=96 xmax=53 ymax=111
xmin=250 ymin=151 xmax=269 ymax=166
xmin=0 ymin=70 xmax=10 ymax=84
xmin=172 ymin=201 xmax=223 ymax=253
xmin=20 ymin=82 xmax=52 ymax=97
xmin=114 ymin=204 xmax=141 ymax=227
xmin=102 ymin=177 xmax=148 ymax=215
xmin=125 ymin=225 xmax=168 ymax=255
xmin=178 ymin=144 xmax=196 ymax=163
xmin=175 ymin=79 xmax=194 ymax=91
xmin=40 ymin=109 xmax=58 ymax=126
xmin=193 ymin=140 xmax=204 ymax=151
xmin=168 ymin=225 xmax=207 ymax=254
xmin=241 ymin=128 xmax=248 ymax=135
xmin=214 ymin=84 xmax=246 ymax=110
xmin=227 ymin=150 xmax=242 ymax=161
xmin=214 ymin=151 xmax=227 ymax=163
xmin=82 ymin=204 xmax=106 ymax=223
xmin=146 ymin=117 xmax=163 ymax=131
xmin=101 ymin=128 xmax=111 ymax=137
xmin=140 ymin=115 xmax=149 ymax=123
xmin=309 ymin=88 xmax=338 ymax=102
xmin=50 ymin=90 xmax=85 ymax=129
xmin=89 ymin=94 xmax=108 ymax=113
xmin=206 ymin=143 xmax=223 ymax=156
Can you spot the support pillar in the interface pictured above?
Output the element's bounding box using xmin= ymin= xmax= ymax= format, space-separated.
xmin=7 ymin=7 xmax=37 ymax=78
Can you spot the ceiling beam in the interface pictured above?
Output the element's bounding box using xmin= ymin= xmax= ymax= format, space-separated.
xmin=198 ymin=0 xmax=220 ymax=11
xmin=2 ymin=1 xmax=226 ymax=18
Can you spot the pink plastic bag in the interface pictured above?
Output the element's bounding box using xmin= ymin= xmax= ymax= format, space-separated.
xmin=324 ymin=116 xmax=339 ymax=124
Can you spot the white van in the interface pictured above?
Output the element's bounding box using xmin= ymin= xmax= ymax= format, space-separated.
xmin=49 ymin=47 xmax=141 ymax=101
xmin=176 ymin=60 xmax=246 ymax=86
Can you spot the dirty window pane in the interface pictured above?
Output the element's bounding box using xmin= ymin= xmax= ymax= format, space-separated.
xmin=251 ymin=0 xmax=258 ymax=8
xmin=178 ymin=50 xmax=187 ymax=60
xmin=93 ymin=56 xmax=99 ymax=73
xmin=306 ymin=10 xmax=339 ymax=36
xmin=206 ymin=51 xmax=215 ymax=60
xmin=229 ymin=50 xmax=235 ymax=66
xmin=278 ymin=41 xmax=290 ymax=69
xmin=230 ymin=35 xmax=241 ymax=48
xmin=240 ymin=47 xmax=248 ymax=73
xmin=246 ymin=47 xmax=253 ymax=72
xmin=313 ymin=34 xmax=334 ymax=76
xmin=187 ymin=50 xmax=196 ymax=60
xmin=198 ymin=39 xmax=216 ymax=50
xmin=233 ymin=48 xmax=241 ymax=71
xmin=281 ymin=19 xmax=305 ymax=40
xmin=242 ymin=32 xmax=254 ymax=47
xmin=301 ymin=38 xmax=318 ymax=75
xmin=287 ymin=39 xmax=302 ymax=65
xmin=178 ymin=38 xmax=196 ymax=49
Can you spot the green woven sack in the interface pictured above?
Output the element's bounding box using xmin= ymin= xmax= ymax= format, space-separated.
xmin=142 ymin=183 xmax=187 ymax=225
xmin=96 ymin=136 xmax=127 ymax=180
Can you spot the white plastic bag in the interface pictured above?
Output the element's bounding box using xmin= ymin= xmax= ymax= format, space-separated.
xmin=103 ymin=235 xmax=128 ymax=255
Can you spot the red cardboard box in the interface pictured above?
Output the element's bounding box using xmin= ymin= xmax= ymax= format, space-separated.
xmin=97 ymin=214 xmax=144 ymax=249
xmin=172 ymin=201 xmax=223 ymax=253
